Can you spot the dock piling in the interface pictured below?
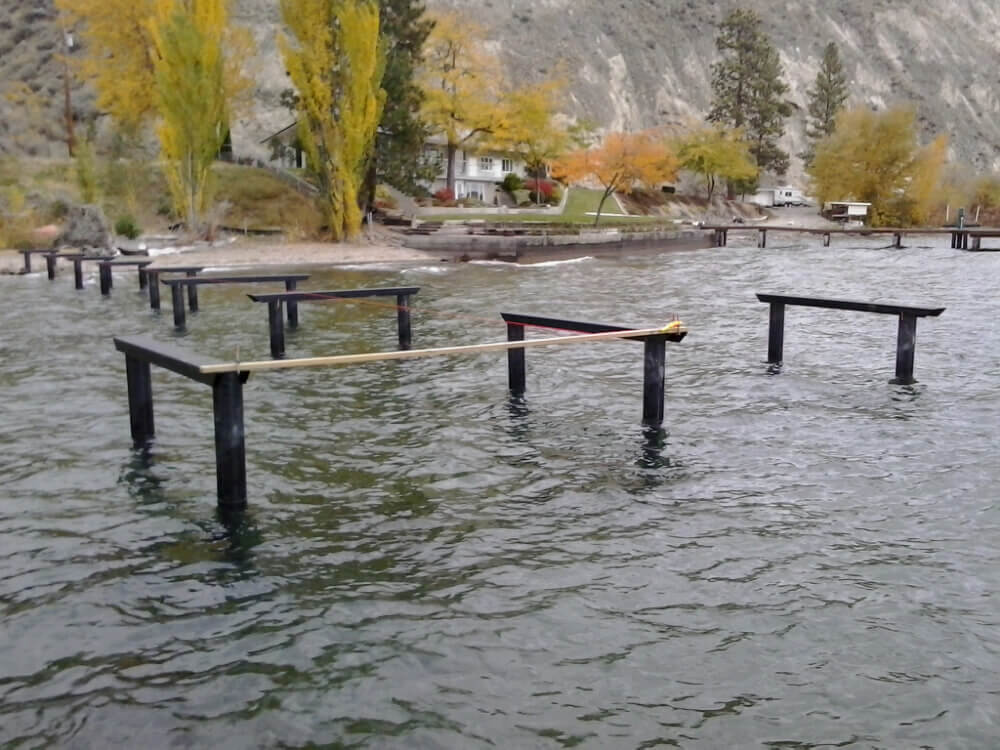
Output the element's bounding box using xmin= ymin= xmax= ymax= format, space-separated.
xmin=284 ymin=280 xmax=299 ymax=328
xmin=506 ymin=323 xmax=526 ymax=397
xmin=212 ymin=372 xmax=247 ymax=510
xmin=767 ymin=302 xmax=785 ymax=363
xmin=397 ymin=294 xmax=412 ymax=350
xmin=186 ymin=270 xmax=199 ymax=311
xmin=268 ymin=300 xmax=285 ymax=359
xmin=99 ymin=263 xmax=113 ymax=296
xmin=45 ymin=253 xmax=57 ymax=280
xmin=894 ymin=314 xmax=918 ymax=385
xmin=642 ymin=336 xmax=667 ymax=427
xmin=125 ymin=356 xmax=155 ymax=446
xmin=148 ymin=271 xmax=161 ymax=310
xmin=73 ymin=257 xmax=84 ymax=290
xmin=171 ymin=284 xmax=186 ymax=329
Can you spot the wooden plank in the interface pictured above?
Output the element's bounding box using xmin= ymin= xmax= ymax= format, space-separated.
xmin=756 ymin=293 xmax=945 ymax=317
xmin=247 ymin=286 xmax=421 ymax=303
xmin=199 ymin=326 xmax=686 ymax=375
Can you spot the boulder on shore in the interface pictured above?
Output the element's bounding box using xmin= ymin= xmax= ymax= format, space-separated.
xmin=55 ymin=205 xmax=114 ymax=256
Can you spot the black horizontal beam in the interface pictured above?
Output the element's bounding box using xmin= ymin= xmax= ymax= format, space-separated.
xmin=501 ymin=312 xmax=687 ymax=342
xmin=146 ymin=266 xmax=206 ymax=274
xmin=97 ymin=259 xmax=153 ymax=267
xmin=756 ymin=294 xmax=945 ymax=318
xmin=162 ymin=274 xmax=311 ymax=287
xmin=113 ymin=334 xmax=221 ymax=385
xmin=247 ymin=286 xmax=421 ymax=304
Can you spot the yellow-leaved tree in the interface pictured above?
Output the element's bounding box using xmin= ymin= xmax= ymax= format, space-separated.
xmin=675 ymin=126 xmax=757 ymax=201
xmin=809 ymin=106 xmax=948 ymax=226
xmin=56 ymin=0 xmax=159 ymax=134
xmin=147 ymin=0 xmax=251 ymax=230
xmin=280 ymin=0 xmax=386 ymax=241
xmin=554 ymin=131 xmax=679 ymax=225
xmin=490 ymin=78 xmax=573 ymax=201
xmin=419 ymin=11 xmax=504 ymax=193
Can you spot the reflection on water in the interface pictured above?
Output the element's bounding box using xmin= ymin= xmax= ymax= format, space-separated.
xmin=2 ymin=236 xmax=1000 ymax=748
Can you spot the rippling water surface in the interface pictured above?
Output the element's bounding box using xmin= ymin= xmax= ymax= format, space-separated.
xmin=2 ymin=235 xmax=999 ymax=748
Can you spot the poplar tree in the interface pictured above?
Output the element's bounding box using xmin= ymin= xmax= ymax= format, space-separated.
xmin=708 ymin=8 xmax=793 ymax=179
xmin=280 ymin=0 xmax=386 ymax=240
xmin=148 ymin=0 xmax=245 ymax=229
xmin=802 ymin=42 xmax=849 ymax=164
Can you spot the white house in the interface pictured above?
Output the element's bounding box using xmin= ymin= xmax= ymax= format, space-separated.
xmin=422 ymin=136 xmax=531 ymax=204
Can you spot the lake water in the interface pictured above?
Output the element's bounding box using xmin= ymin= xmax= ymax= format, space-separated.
xmin=1 ymin=234 xmax=998 ymax=748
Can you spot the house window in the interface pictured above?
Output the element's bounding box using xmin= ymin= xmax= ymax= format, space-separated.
xmin=502 ymin=158 xmax=513 ymax=173
xmin=479 ymin=156 xmax=494 ymax=172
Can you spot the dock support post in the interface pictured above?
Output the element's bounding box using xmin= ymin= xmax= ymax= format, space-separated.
xmin=767 ymin=302 xmax=785 ymax=363
xmin=893 ymin=232 xmax=902 ymax=249
xmin=397 ymin=293 xmax=412 ymax=350
xmin=642 ymin=335 xmax=667 ymax=427
xmin=758 ymin=228 xmax=767 ymax=248
xmin=950 ymin=232 xmax=956 ymax=249
xmin=894 ymin=314 xmax=917 ymax=385
xmin=722 ymin=229 xmax=728 ymax=247
xmin=268 ymin=300 xmax=285 ymax=359
xmin=824 ymin=233 xmax=831 ymax=248
xmin=73 ymin=257 xmax=84 ymax=290
xmin=171 ymin=285 xmax=186 ymax=329
xmin=22 ymin=251 xmax=31 ymax=274
xmin=186 ymin=271 xmax=199 ymax=311
xmin=963 ymin=233 xmax=969 ymax=250
xmin=99 ymin=263 xmax=112 ymax=296
xmin=45 ymin=253 xmax=57 ymax=280
xmin=507 ymin=323 xmax=526 ymax=397
xmin=284 ymin=279 xmax=299 ymax=328
xmin=125 ymin=355 xmax=155 ymax=446
xmin=138 ymin=267 xmax=148 ymax=290
xmin=212 ymin=372 xmax=247 ymax=510
xmin=148 ymin=271 xmax=161 ymax=310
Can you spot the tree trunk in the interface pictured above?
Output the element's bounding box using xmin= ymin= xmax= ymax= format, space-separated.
xmin=446 ymin=142 xmax=457 ymax=194
xmin=594 ymin=187 xmax=614 ymax=226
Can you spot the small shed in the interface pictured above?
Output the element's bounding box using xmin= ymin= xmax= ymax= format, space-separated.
xmin=824 ymin=201 xmax=871 ymax=224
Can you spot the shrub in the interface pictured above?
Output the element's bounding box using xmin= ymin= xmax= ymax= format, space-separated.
xmin=501 ymin=172 xmax=523 ymax=193
xmin=115 ymin=215 xmax=142 ymax=239
xmin=375 ymin=185 xmax=398 ymax=210
xmin=433 ymin=187 xmax=455 ymax=205
xmin=458 ymin=197 xmax=485 ymax=208
xmin=524 ymin=178 xmax=554 ymax=199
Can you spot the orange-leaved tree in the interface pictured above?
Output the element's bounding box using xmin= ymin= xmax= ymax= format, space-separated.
xmin=554 ymin=131 xmax=678 ymax=225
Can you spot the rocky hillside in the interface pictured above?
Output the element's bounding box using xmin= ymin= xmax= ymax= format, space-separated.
xmin=3 ymin=0 xmax=1000 ymax=180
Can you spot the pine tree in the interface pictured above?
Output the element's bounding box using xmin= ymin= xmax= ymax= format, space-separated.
xmin=802 ymin=42 xmax=849 ymax=164
xmin=371 ymin=0 xmax=437 ymax=197
xmin=708 ymin=8 xmax=793 ymax=179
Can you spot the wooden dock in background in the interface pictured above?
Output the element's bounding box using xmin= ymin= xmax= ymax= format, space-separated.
xmin=705 ymin=225 xmax=1000 ymax=251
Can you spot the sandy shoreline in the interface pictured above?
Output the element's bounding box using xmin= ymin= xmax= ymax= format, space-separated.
xmin=0 ymin=237 xmax=442 ymax=275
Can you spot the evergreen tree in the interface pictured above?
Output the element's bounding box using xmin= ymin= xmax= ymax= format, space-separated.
xmin=708 ymin=8 xmax=792 ymax=179
xmin=372 ymin=0 xmax=436 ymax=197
xmin=802 ymin=42 xmax=849 ymax=164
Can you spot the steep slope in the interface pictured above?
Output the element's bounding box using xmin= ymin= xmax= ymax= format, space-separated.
xmin=3 ymin=0 xmax=999 ymax=179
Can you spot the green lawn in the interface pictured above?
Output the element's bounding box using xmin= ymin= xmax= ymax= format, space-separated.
xmin=428 ymin=188 xmax=668 ymax=226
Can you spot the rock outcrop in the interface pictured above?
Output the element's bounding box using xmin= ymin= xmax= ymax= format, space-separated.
xmin=3 ymin=0 xmax=1000 ymax=181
